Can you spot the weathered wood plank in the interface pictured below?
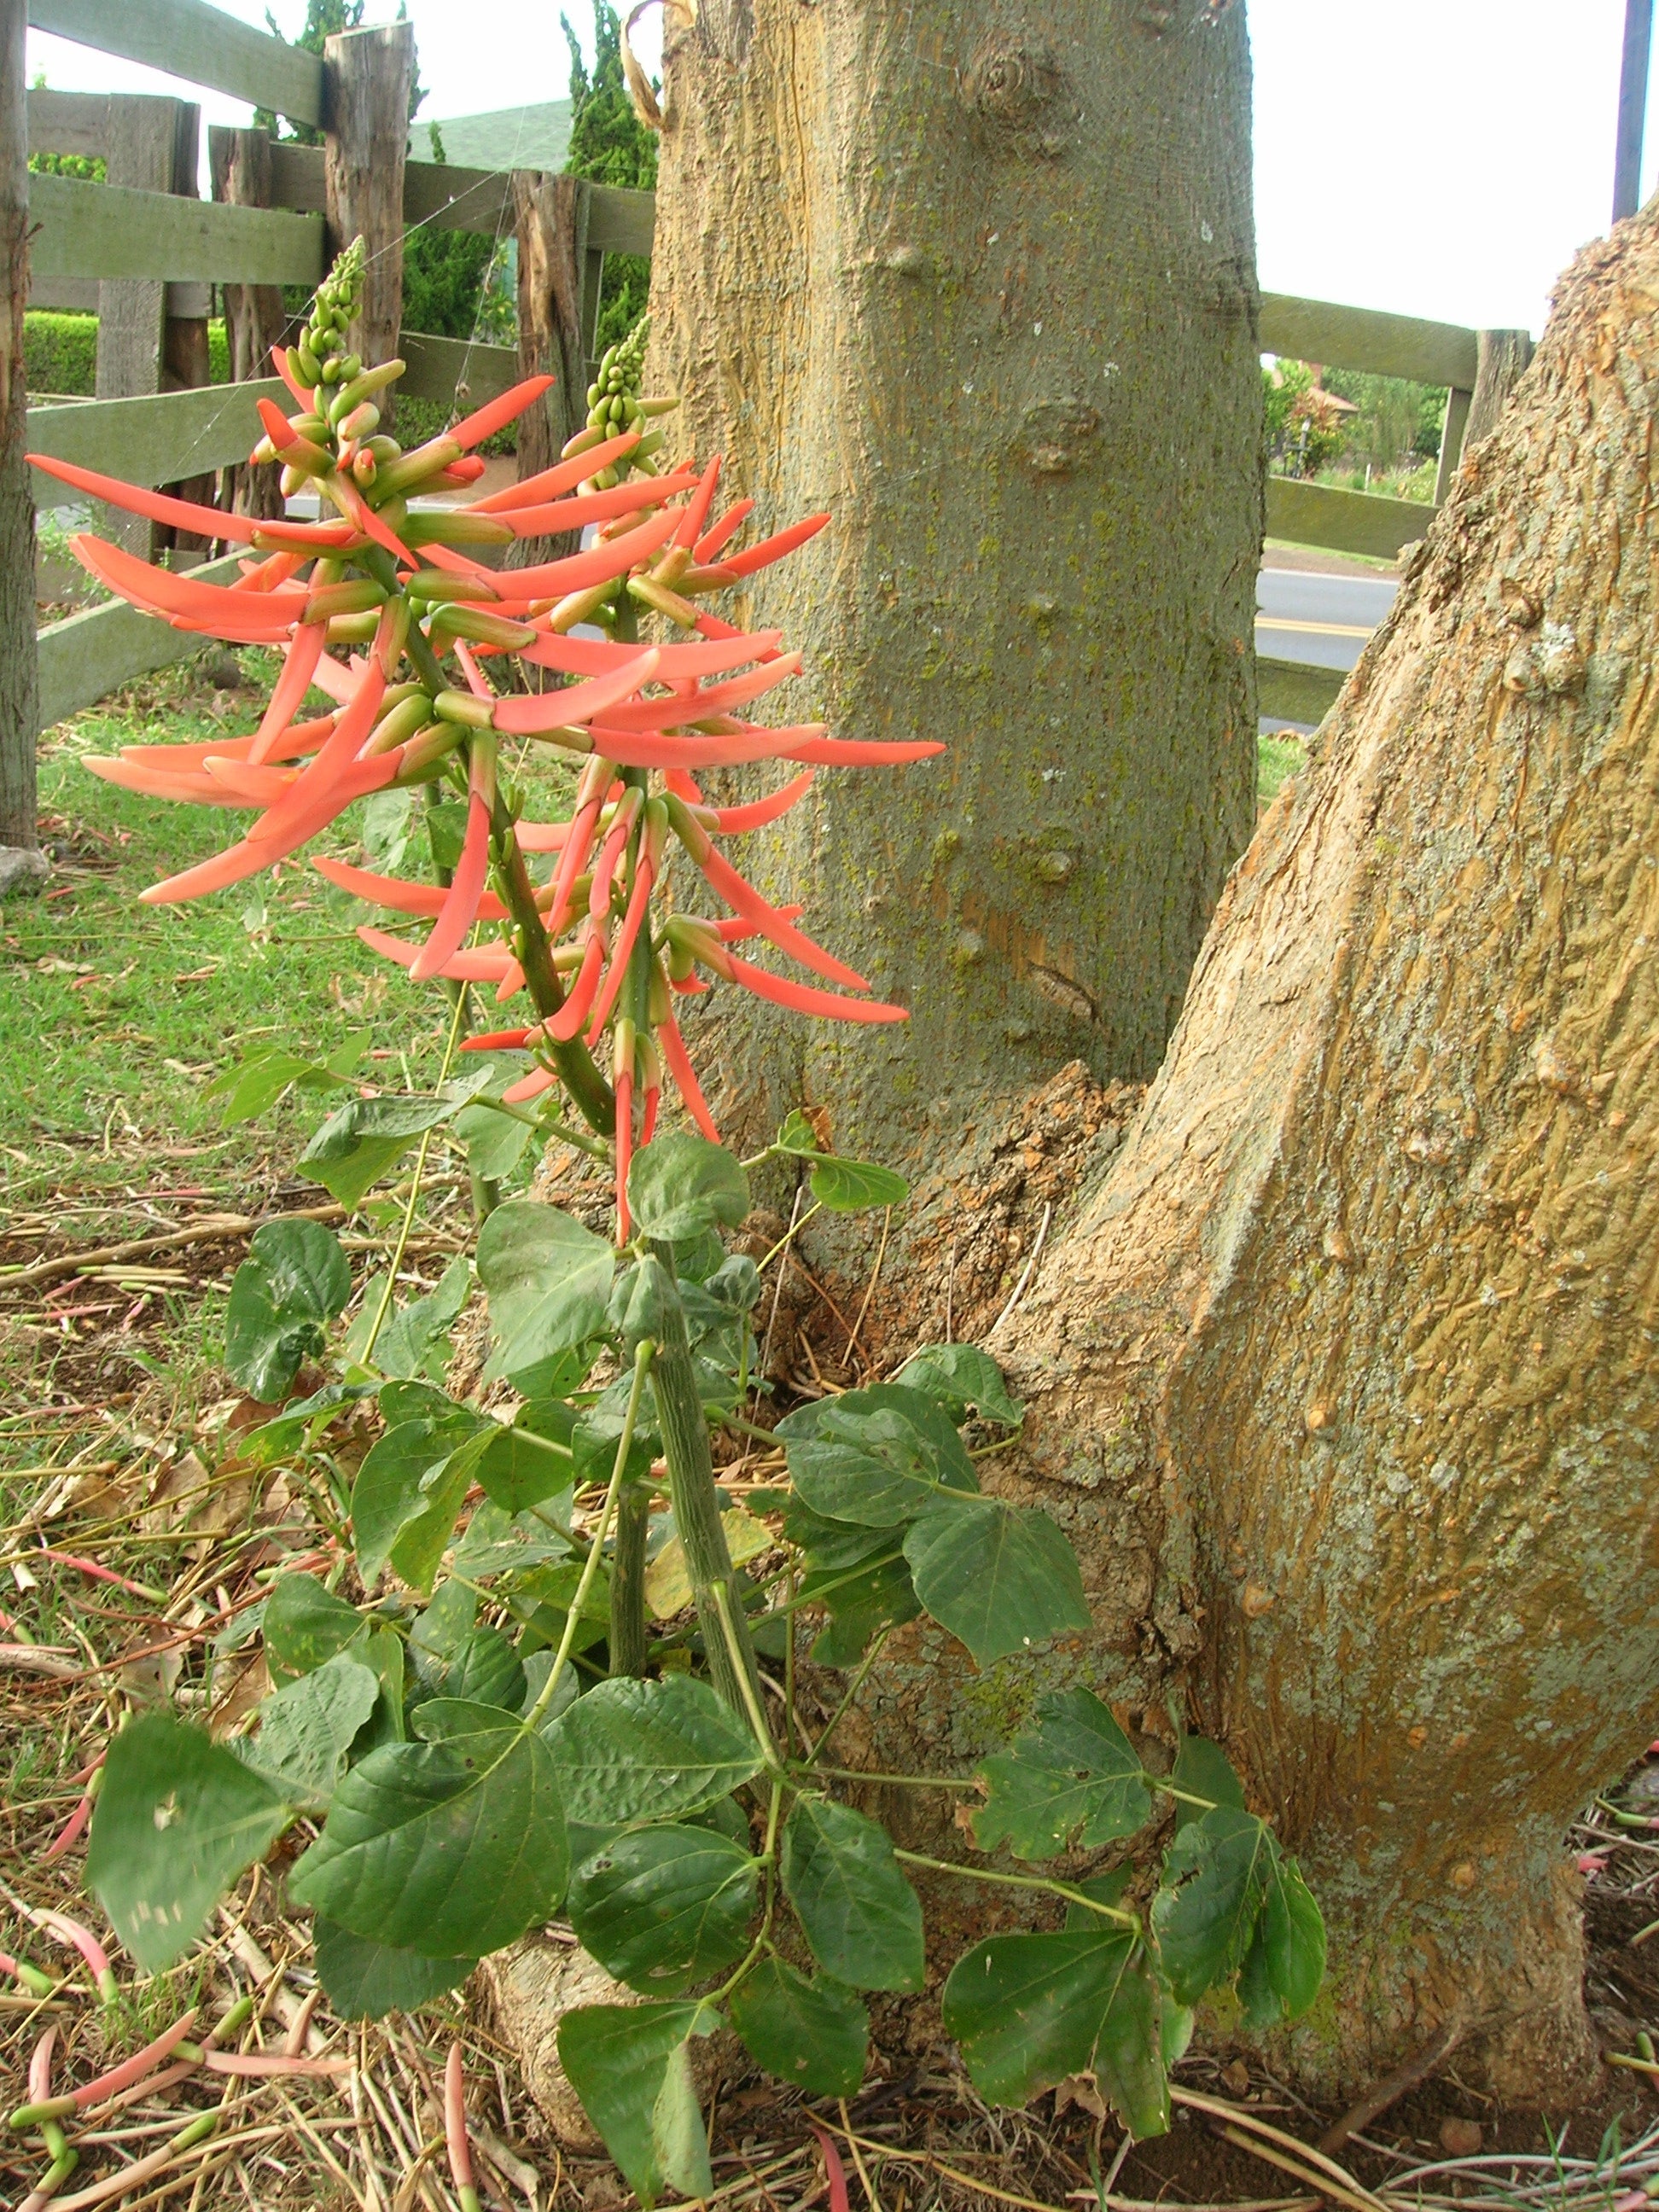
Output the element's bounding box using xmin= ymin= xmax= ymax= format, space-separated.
xmin=397 ymin=331 xmax=518 ymax=408
xmin=3 ymin=0 xmax=40 ymax=847
xmin=26 ymin=0 xmax=327 ymax=127
xmin=1433 ymin=387 xmax=1472 ymax=505
xmin=1266 ymin=476 xmax=1432 ymax=562
xmin=1260 ymin=292 xmax=1479 ymax=391
xmin=29 ymin=172 xmax=324 ymax=285
xmin=211 ymin=126 xmax=286 ymax=523
xmin=26 ymin=86 xmax=108 ymax=157
xmin=586 ymin=183 xmax=655 ymax=259
xmin=1256 ymin=654 xmax=1343 ymax=727
xmin=26 ymin=381 xmax=280 ymax=504
xmin=37 ymin=550 xmax=244 ymax=730
xmin=270 ymin=140 xmax=580 ymax=243
xmin=324 ymin=22 xmax=412 ymax=427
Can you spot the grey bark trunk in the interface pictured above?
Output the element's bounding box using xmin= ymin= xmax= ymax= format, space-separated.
xmin=646 ymin=0 xmax=1260 ymax=1164
xmin=0 ymin=0 xmax=38 ymax=853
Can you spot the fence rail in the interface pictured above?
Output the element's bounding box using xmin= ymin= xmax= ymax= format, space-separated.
xmin=16 ymin=0 xmax=1526 ymax=746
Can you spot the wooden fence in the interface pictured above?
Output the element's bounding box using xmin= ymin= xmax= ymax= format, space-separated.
xmin=19 ymin=0 xmax=1526 ymax=736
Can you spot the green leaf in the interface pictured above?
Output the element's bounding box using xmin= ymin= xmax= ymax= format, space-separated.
xmin=780 ymin=1493 xmax=898 ymax=1574
xmin=1151 ymin=1804 xmax=1275 ymax=2006
xmin=573 ymin=1374 xmax=662 ymax=1491
xmin=262 ymin=1573 xmax=364 ymax=1683
xmin=474 ymin=1403 xmax=579 ymax=1515
xmin=569 ymin=1825 xmax=760 ymax=1994
xmin=628 ymin=1132 xmax=750 ymax=1243
xmin=453 ymin=1498 xmax=573 ymax=1580
xmin=544 ymin=1675 xmax=765 ymax=1825
xmin=773 ymin=1109 xmax=823 ymax=1155
xmin=451 ymin=1059 xmax=538 ymax=1183
xmin=289 ymin=1712 xmax=568 ymax=1958
xmin=416 ymin=1627 xmax=526 ymax=1717
xmin=477 ymin=1201 xmax=615 ymax=1394
xmin=729 ymin=1959 xmax=868 ymax=2097
xmin=903 ymin=1495 xmax=1091 ymax=1666
xmin=892 ymin=1344 xmax=1024 ymax=1428
xmin=370 ymin=1256 xmax=473 ymax=1382
xmin=242 ymin=1380 xmax=375 ymax=1464
xmin=557 ymin=2001 xmax=717 ymax=2209
xmin=352 ymin=1412 xmax=483 ymax=1586
xmin=361 ymin=786 xmax=416 ymax=871
xmin=1256 ymin=1846 xmax=1325 ymax=2023
xmin=389 ymin=1454 xmax=476 ymax=1599
xmin=299 ymin=1072 xmax=495 ymax=1209
xmin=313 ymin=1917 xmax=476 ymax=2020
xmin=1171 ymin=1736 xmax=1247 ymax=1830
xmin=204 ymin=1038 xmax=364 ymax=1128
xmin=942 ymin=1928 xmax=1167 ymax=2137
xmin=808 ymin=1155 xmax=910 ymax=1213
xmin=974 ymin=1691 xmax=1151 ymax=1860
xmin=781 ymin=1796 xmax=924 ymax=1992
xmin=238 ymin=1653 xmax=380 ymax=1808
xmin=224 ymin=1219 xmax=352 ymax=1403
xmin=777 ymin=1384 xmax=978 ymax=1528
xmin=806 ymin=1552 xmax=920 ymax=1668
xmin=88 ymin=1714 xmax=292 ymax=1972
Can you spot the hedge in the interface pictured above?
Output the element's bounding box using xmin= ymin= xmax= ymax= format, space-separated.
xmin=25 ymin=311 xmax=97 ymax=397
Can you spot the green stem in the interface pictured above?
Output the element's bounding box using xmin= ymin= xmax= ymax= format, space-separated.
xmin=608 ymin=1478 xmax=650 ymax=1678
xmin=803 ymin=1627 xmax=892 ymax=1768
xmin=491 ymin=813 xmax=614 ymax=1136
xmin=360 ymin=979 xmax=469 ymax=1367
xmin=805 ymin=1766 xmax=977 ymax=1791
xmin=524 ymin=1338 xmax=654 ymax=1728
xmin=649 ymin=1246 xmax=771 ymax=1737
xmin=891 ymin=1848 xmax=1140 ymax=1931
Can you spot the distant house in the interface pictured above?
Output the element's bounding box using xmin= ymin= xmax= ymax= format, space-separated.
xmin=426 ymin=102 xmax=573 ymax=175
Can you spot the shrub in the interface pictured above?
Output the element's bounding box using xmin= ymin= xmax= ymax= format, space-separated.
xmin=24 ymin=311 xmax=97 ymax=397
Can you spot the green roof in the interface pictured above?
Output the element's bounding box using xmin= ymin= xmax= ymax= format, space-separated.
xmin=425 ymin=102 xmax=573 ymax=175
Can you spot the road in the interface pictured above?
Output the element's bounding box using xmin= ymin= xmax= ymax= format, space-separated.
xmin=1255 ymin=564 xmax=1397 ymax=674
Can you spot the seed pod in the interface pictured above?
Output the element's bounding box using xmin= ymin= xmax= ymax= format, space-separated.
xmin=399 ymin=509 xmax=515 ymax=549
xmin=352 ymin=447 xmax=378 ymax=487
xmin=297 ymin=339 xmax=321 ymax=383
xmin=338 ymin=401 xmax=381 ymax=441
xmin=587 ymin=382 xmax=602 ymax=407
xmin=433 ymin=689 xmax=498 ymax=729
xmin=325 ymin=610 xmax=382 ymax=644
xmin=331 ymin=359 xmax=407 ymax=418
xmin=336 ymin=352 xmax=362 ymax=384
xmin=363 ymin=690 xmax=437 ymax=755
xmin=428 ymin=603 xmax=541 ymax=650
xmin=286 ymin=344 xmax=318 ymax=390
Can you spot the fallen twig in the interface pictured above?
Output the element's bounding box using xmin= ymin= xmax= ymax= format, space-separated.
xmin=0 ymin=1204 xmax=349 ymax=1294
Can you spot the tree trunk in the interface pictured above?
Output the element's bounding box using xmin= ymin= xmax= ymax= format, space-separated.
xmin=955 ymin=202 xmax=1659 ymax=2100
xmin=323 ymin=22 xmax=413 ymax=431
xmin=0 ymin=0 xmax=38 ymax=860
xmin=211 ymin=125 xmax=288 ymax=525
xmin=646 ymin=0 xmax=1260 ymax=1163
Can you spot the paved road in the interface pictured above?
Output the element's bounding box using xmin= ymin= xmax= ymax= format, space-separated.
xmin=1255 ymin=564 xmax=1398 ymax=673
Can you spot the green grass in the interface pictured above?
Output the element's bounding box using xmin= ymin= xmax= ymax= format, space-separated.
xmin=1257 ymin=731 xmax=1308 ymax=806
xmin=1 ymin=655 xmax=457 ymax=1175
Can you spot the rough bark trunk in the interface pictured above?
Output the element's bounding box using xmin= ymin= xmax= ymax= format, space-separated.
xmin=948 ymin=201 xmax=1659 ymax=2100
xmin=323 ymin=23 xmax=413 ymax=433
xmin=210 ymin=125 xmax=288 ymax=525
xmin=646 ymin=0 xmax=1260 ymax=1163
xmin=0 ymin=0 xmax=38 ymax=860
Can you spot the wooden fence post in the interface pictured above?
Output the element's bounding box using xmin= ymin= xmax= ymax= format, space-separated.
xmin=0 ymin=0 xmax=40 ymax=869
xmin=210 ymin=125 xmax=286 ymax=521
xmin=97 ymin=96 xmax=206 ymax=555
xmin=1465 ymin=328 xmax=1534 ymax=445
xmin=323 ymin=20 xmax=413 ymax=422
xmin=512 ymin=169 xmax=589 ymax=563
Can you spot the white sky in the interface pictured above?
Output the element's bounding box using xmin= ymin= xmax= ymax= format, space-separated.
xmin=25 ymin=0 xmax=1653 ymax=339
